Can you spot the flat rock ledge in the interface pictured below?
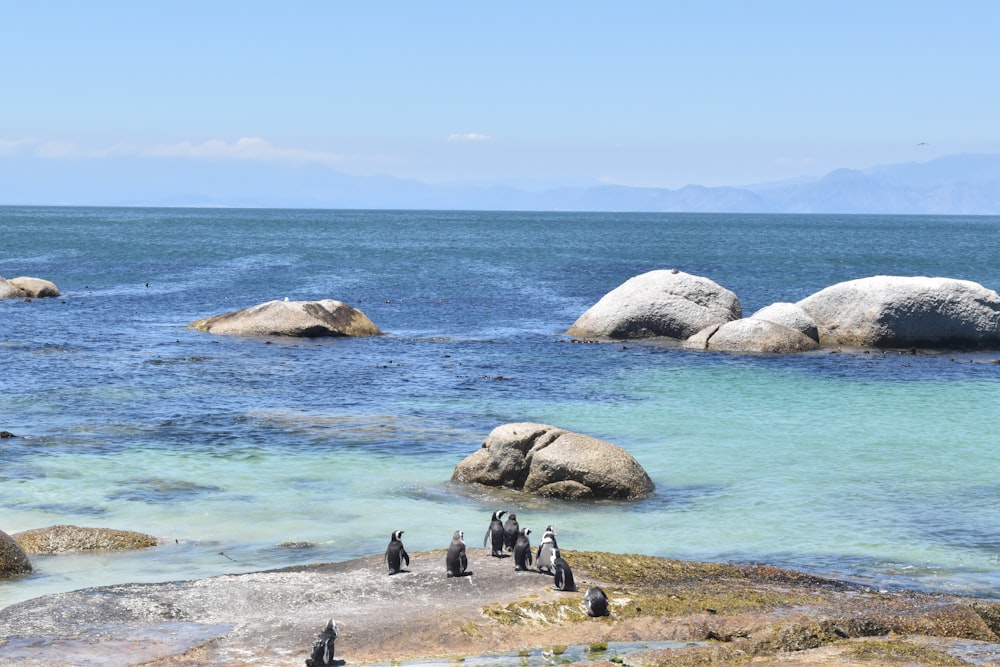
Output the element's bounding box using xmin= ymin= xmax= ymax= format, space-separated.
xmin=452 ymin=423 xmax=654 ymax=500
xmin=188 ymin=299 xmax=382 ymax=338
xmin=3 ymin=550 xmax=1000 ymax=667
xmin=12 ymin=525 xmax=159 ymax=554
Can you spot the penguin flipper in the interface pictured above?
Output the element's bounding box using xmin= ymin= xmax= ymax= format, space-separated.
xmin=402 ymin=549 xmax=410 ymax=567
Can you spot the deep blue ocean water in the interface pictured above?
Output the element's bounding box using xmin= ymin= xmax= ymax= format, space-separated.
xmin=2 ymin=206 xmax=999 ymax=609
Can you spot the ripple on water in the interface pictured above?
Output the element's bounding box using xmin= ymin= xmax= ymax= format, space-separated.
xmin=106 ymin=477 xmax=224 ymax=504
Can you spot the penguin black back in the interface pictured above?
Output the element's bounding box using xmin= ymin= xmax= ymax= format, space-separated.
xmin=484 ymin=510 xmax=506 ymax=557
xmin=584 ymin=586 xmax=610 ymax=616
xmin=446 ymin=530 xmax=468 ymax=577
xmin=385 ymin=529 xmax=409 ymax=575
xmin=551 ymin=548 xmax=575 ymax=591
xmin=513 ymin=528 xmax=532 ymax=571
xmin=503 ymin=512 xmax=519 ymax=552
xmin=305 ymin=618 xmax=339 ymax=666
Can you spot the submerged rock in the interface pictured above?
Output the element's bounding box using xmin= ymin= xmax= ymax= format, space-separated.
xmin=452 ymin=422 xmax=654 ymax=500
xmin=566 ymin=269 xmax=742 ymax=340
xmin=189 ymin=299 xmax=382 ymax=338
xmin=12 ymin=525 xmax=159 ymax=554
xmin=0 ymin=529 xmax=32 ymax=578
xmin=797 ymin=276 xmax=1000 ymax=349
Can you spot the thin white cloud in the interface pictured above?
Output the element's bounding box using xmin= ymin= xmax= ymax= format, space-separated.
xmin=0 ymin=138 xmax=40 ymax=156
xmin=144 ymin=137 xmax=343 ymax=164
xmin=448 ymin=133 xmax=491 ymax=142
xmin=1 ymin=136 xmax=342 ymax=164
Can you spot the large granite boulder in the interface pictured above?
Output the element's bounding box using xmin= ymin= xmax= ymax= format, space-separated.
xmin=12 ymin=525 xmax=159 ymax=554
xmin=189 ymin=299 xmax=382 ymax=338
xmin=452 ymin=423 xmax=654 ymax=500
xmin=7 ymin=276 xmax=61 ymax=298
xmin=750 ymin=302 xmax=819 ymax=342
xmin=797 ymin=276 xmax=1000 ymax=349
xmin=1 ymin=529 xmax=32 ymax=578
xmin=566 ymin=269 xmax=742 ymax=340
xmin=687 ymin=318 xmax=820 ymax=353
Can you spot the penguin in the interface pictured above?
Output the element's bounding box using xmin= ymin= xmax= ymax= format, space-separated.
xmin=535 ymin=525 xmax=558 ymax=573
xmin=513 ymin=528 xmax=533 ymax=571
xmin=483 ymin=509 xmax=506 ymax=557
xmin=384 ymin=530 xmax=409 ymax=575
xmin=503 ymin=512 xmax=520 ymax=552
xmin=305 ymin=618 xmax=339 ymax=666
xmin=584 ymin=586 xmax=610 ymax=617
xmin=446 ymin=530 xmax=468 ymax=577
xmin=551 ymin=548 xmax=576 ymax=591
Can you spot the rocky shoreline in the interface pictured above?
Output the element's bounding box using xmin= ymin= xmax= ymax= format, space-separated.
xmin=4 ymin=549 xmax=1000 ymax=666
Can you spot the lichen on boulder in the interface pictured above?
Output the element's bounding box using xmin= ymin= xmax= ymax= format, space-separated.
xmin=452 ymin=423 xmax=654 ymax=500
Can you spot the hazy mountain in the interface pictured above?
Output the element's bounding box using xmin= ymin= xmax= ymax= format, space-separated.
xmin=1 ymin=152 xmax=999 ymax=214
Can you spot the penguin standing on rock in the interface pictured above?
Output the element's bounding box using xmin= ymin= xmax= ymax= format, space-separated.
xmin=513 ymin=528 xmax=533 ymax=571
xmin=484 ymin=510 xmax=507 ymax=557
xmin=384 ymin=530 xmax=409 ymax=575
xmin=536 ymin=525 xmax=558 ymax=573
xmin=503 ymin=512 xmax=520 ymax=552
xmin=446 ymin=530 xmax=468 ymax=577
xmin=305 ymin=618 xmax=339 ymax=666
xmin=584 ymin=587 xmax=610 ymax=617
xmin=551 ymin=548 xmax=576 ymax=591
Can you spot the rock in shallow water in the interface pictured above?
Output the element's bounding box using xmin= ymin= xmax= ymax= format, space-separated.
xmin=188 ymin=298 xmax=382 ymax=338
xmin=566 ymin=269 xmax=742 ymax=340
xmin=452 ymin=422 xmax=654 ymax=500
xmin=12 ymin=525 xmax=159 ymax=554
xmin=0 ymin=529 xmax=32 ymax=578
xmin=797 ymin=276 xmax=1000 ymax=349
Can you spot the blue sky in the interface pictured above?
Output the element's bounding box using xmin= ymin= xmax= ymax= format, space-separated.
xmin=2 ymin=1 xmax=999 ymax=198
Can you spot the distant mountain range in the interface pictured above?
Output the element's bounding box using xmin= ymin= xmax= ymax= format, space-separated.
xmin=3 ymin=152 xmax=1000 ymax=214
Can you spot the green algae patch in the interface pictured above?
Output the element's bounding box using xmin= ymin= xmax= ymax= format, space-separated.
xmin=846 ymin=639 xmax=967 ymax=666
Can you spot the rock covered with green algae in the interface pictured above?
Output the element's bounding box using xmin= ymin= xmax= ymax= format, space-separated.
xmin=3 ymin=549 xmax=1000 ymax=666
xmin=12 ymin=524 xmax=159 ymax=554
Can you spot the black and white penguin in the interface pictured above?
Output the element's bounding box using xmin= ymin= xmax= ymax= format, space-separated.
xmin=503 ymin=512 xmax=520 ymax=552
xmin=483 ymin=510 xmax=507 ymax=557
xmin=535 ymin=525 xmax=558 ymax=573
xmin=305 ymin=617 xmax=339 ymax=666
xmin=551 ymin=548 xmax=576 ymax=591
xmin=584 ymin=586 xmax=610 ymax=617
xmin=384 ymin=530 xmax=410 ymax=575
xmin=513 ymin=528 xmax=533 ymax=571
xmin=446 ymin=530 xmax=468 ymax=577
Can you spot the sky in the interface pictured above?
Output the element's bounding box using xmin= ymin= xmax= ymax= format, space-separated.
xmin=2 ymin=1 xmax=1000 ymax=201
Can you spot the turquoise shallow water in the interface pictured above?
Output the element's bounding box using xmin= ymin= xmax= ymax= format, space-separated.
xmin=1 ymin=207 xmax=999 ymax=608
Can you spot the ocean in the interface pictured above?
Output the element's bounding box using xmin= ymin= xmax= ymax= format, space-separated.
xmin=2 ymin=206 xmax=999 ymax=609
